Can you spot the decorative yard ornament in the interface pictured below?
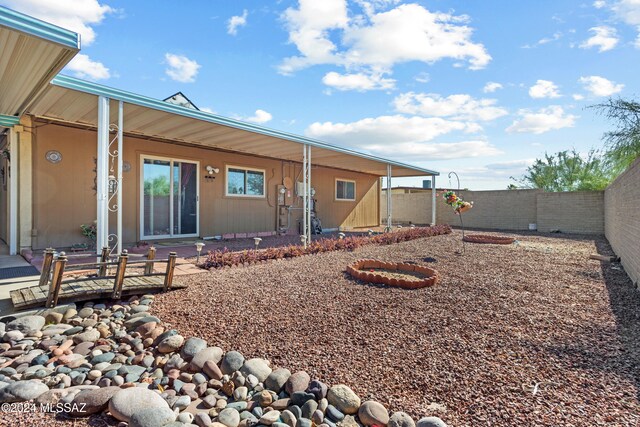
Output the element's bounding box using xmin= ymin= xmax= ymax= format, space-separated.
xmin=444 ymin=171 xmax=474 ymax=255
xmin=195 ymin=242 xmax=205 ymax=263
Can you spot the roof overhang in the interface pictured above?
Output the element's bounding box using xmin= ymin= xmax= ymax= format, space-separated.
xmin=0 ymin=6 xmax=80 ymax=130
xmin=28 ymin=75 xmax=438 ymax=177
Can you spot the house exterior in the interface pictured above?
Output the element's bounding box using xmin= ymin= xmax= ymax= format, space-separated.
xmin=0 ymin=6 xmax=438 ymax=255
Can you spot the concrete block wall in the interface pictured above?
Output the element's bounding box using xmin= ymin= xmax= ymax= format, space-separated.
xmin=381 ymin=193 xmax=434 ymax=225
xmin=382 ymin=188 xmax=604 ymax=234
xmin=537 ymin=191 xmax=604 ymax=234
xmin=605 ymin=158 xmax=640 ymax=286
xmin=437 ymin=189 xmax=541 ymax=230
xmin=382 ymin=189 xmax=541 ymax=230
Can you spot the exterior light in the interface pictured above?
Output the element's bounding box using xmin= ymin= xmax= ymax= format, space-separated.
xmin=410 ymin=224 xmax=416 ymax=229
xmin=367 ymin=229 xmax=373 ymax=236
xmin=338 ymin=232 xmax=346 ymax=240
xmin=206 ymin=165 xmax=219 ymax=175
xmin=300 ymin=235 xmax=307 ymax=245
xmin=397 ymin=225 xmax=403 ymax=229
xmin=253 ymin=237 xmax=262 ymax=250
xmin=195 ymin=242 xmax=205 ymax=263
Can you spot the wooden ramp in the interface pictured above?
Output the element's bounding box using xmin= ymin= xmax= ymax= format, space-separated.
xmin=10 ymin=275 xmax=187 ymax=310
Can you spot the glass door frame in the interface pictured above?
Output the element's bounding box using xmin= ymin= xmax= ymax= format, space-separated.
xmin=139 ymin=154 xmax=200 ymax=240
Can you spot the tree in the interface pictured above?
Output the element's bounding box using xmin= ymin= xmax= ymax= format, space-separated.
xmin=144 ymin=175 xmax=170 ymax=196
xmin=591 ymin=97 xmax=640 ymax=174
xmin=513 ymin=149 xmax=612 ymax=191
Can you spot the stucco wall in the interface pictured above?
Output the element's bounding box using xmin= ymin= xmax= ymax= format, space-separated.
xmin=605 ymin=157 xmax=640 ymax=286
xmin=31 ymin=122 xmax=380 ymax=249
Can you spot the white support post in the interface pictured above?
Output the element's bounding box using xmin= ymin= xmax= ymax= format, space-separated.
xmin=8 ymin=128 xmax=18 ymax=255
xmin=307 ymin=145 xmax=312 ymax=244
xmin=431 ymin=175 xmax=436 ymax=226
xmin=117 ymin=100 xmax=124 ymax=254
xmin=386 ymin=164 xmax=392 ymax=230
xmin=302 ymin=144 xmax=307 ymax=248
xmin=96 ymin=96 xmax=110 ymax=254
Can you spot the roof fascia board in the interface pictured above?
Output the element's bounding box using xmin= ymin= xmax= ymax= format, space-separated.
xmin=50 ymin=74 xmax=439 ymax=176
xmin=0 ymin=114 xmax=21 ymax=128
xmin=0 ymin=6 xmax=80 ymax=49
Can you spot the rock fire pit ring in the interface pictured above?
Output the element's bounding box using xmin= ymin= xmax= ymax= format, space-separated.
xmin=462 ymin=234 xmax=515 ymax=244
xmin=346 ymin=259 xmax=439 ymax=289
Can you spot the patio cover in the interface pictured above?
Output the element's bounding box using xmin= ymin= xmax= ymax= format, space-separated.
xmin=0 ymin=6 xmax=79 ymax=129
xmin=27 ymin=75 xmax=438 ymax=178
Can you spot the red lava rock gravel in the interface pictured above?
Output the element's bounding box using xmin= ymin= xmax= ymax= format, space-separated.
xmin=150 ymin=230 xmax=640 ymax=426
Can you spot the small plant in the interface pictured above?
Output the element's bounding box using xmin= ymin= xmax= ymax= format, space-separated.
xmin=80 ymin=221 xmax=97 ymax=241
xmin=443 ymin=190 xmax=473 ymax=214
xmin=199 ymin=224 xmax=452 ymax=270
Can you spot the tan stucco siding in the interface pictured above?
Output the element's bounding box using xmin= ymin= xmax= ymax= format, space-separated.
xmin=31 ymin=122 xmax=380 ymax=249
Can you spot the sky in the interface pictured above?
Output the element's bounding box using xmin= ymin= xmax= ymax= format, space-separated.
xmin=2 ymin=0 xmax=640 ymax=190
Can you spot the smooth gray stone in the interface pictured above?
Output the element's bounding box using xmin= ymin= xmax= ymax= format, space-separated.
xmin=221 ymin=351 xmax=245 ymax=374
xmin=416 ymin=417 xmax=447 ymax=427
xmin=0 ymin=380 xmax=49 ymax=403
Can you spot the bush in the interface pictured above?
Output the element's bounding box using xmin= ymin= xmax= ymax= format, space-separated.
xmin=199 ymin=224 xmax=452 ymax=270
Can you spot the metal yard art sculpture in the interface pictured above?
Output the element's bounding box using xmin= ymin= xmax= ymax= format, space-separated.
xmin=443 ymin=172 xmax=473 ymax=254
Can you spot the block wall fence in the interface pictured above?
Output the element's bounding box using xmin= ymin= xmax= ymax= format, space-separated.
xmin=381 ymin=189 xmax=603 ymax=233
xmin=382 ymin=159 xmax=639 ymax=286
xmin=604 ymin=157 xmax=640 ymax=286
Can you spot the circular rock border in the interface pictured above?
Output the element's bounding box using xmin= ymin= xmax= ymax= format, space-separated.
xmin=346 ymin=259 xmax=439 ymax=289
xmin=462 ymin=234 xmax=515 ymax=245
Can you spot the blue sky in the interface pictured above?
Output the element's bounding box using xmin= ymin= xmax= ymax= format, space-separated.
xmin=3 ymin=0 xmax=640 ymax=189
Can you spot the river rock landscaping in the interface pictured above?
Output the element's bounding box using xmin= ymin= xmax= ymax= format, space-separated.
xmin=0 ymin=296 xmax=443 ymax=427
xmin=1 ymin=230 xmax=640 ymax=426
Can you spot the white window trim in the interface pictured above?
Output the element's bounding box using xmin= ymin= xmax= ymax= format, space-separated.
xmin=139 ymin=154 xmax=200 ymax=240
xmin=335 ymin=178 xmax=356 ymax=201
xmin=225 ymin=164 xmax=266 ymax=198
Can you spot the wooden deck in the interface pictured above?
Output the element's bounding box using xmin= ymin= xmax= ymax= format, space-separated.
xmin=10 ymin=275 xmax=187 ymax=309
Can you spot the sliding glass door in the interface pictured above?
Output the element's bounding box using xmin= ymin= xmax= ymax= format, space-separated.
xmin=141 ymin=156 xmax=198 ymax=239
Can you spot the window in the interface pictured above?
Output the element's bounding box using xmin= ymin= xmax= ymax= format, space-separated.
xmin=336 ymin=179 xmax=356 ymax=201
xmin=226 ymin=166 xmax=265 ymax=197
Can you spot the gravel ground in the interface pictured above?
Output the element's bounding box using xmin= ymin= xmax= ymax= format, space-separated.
xmin=150 ymin=230 xmax=640 ymax=426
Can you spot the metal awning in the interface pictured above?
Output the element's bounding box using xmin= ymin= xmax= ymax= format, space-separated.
xmin=0 ymin=6 xmax=79 ymax=129
xmin=27 ymin=75 xmax=438 ymax=178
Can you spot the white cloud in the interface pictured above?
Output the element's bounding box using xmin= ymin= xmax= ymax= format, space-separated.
xmin=522 ymin=31 xmax=563 ymax=48
xmin=245 ymin=109 xmax=273 ymax=124
xmin=593 ymin=0 xmax=607 ymax=9
xmin=483 ymin=82 xmax=503 ymax=93
xmin=0 ymin=0 xmax=114 ymax=46
xmin=528 ymin=80 xmax=561 ymax=99
xmin=636 ymin=29 xmax=640 ymax=47
xmin=322 ymin=71 xmax=396 ymax=91
xmin=279 ymin=1 xmax=490 ymax=82
xmin=414 ymin=72 xmax=430 ymax=83
xmin=279 ymin=0 xmax=350 ymax=74
xmin=578 ymin=75 xmax=624 ymax=96
xmin=485 ymin=159 xmax=535 ymax=170
xmin=359 ymin=140 xmax=502 ymax=160
xmin=572 ymin=93 xmax=585 ymax=100
xmin=506 ymin=106 xmax=577 ymax=134
xmin=393 ymin=92 xmax=508 ymax=121
xmin=64 ymin=54 xmax=110 ymax=80
xmin=164 ymin=53 xmax=201 ymax=83
xmin=580 ymin=26 xmax=619 ymax=52
xmin=306 ymin=115 xmax=482 ymax=148
xmin=227 ymin=9 xmax=248 ymax=35
xmin=612 ymin=0 xmax=640 ymax=25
